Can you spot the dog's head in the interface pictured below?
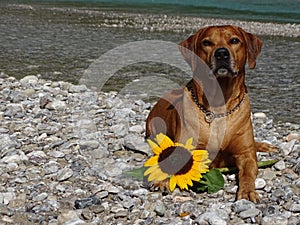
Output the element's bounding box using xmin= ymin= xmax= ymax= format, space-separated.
xmin=179 ymin=25 xmax=262 ymax=78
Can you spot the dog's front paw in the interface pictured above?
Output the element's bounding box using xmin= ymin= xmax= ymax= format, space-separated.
xmin=256 ymin=142 xmax=277 ymax=153
xmin=237 ymin=188 xmax=260 ymax=203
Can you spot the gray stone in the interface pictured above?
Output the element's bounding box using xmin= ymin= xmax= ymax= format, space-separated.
xmin=129 ymin=124 xmax=144 ymax=133
xmin=110 ymin=123 xmax=128 ymax=137
xmin=154 ymin=200 xmax=166 ymax=217
xmin=56 ymin=168 xmax=73 ymax=181
xmin=274 ymin=160 xmax=286 ymax=170
xmin=105 ymin=164 xmax=123 ymax=177
xmin=69 ymin=84 xmax=88 ymax=93
xmin=261 ymin=216 xmax=288 ymax=225
xmin=263 ymin=205 xmax=279 ymax=216
xmin=239 ymin=208 xmax=261 ymax=219
xmin=45 ymin=100 xmax=66 ymax=111
xmin=232 ymin=199 xmax=256 ymax=213
xmin=253 ymin=112 xmax=267 ymax=119
xmin=124 ymin=133 xmax=150 ymax=155
xmin=255 ymin=178 xmax=266 ymax=189
xmin=20 ymin=75 xmax=38 ymax=85
xmin=78 ymin=140 xmax=99 ymax=150
xmin=289 ymin=203 xmax=300 ymax=213
xmin=57 ymin=210 xmax=85 ymax=225
xmin=196 ymin=212 xmax=227 ymax=225
xmin=0 ymin=192 xmax=16 ymax=205
xmin=280 ymin=140 xmax=296 ymax=155
xmin=32 ymin=192 xmax=48 ymax=201
xmin=43 ymin=161 xmax=60 ymax=174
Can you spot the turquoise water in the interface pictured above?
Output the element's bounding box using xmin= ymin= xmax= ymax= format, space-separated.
xmin=34 ymin=0 xmax=300 ymax=23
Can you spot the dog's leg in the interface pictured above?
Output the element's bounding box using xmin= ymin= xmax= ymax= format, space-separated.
xmin=235 ymin=150 xmax=260 ymax=203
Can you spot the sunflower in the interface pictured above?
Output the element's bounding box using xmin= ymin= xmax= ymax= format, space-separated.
xmin=144 ymin=133 xmax=210 ymax=191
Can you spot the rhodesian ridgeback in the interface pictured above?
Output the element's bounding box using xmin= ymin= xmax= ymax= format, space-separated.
xmin=146 ymin=25 xmax=276 ymax=202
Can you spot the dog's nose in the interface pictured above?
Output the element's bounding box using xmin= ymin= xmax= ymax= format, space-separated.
xmin=214 ymin=48 xmax=230 ymax=60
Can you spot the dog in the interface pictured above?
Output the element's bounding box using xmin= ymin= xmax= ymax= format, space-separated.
xmin=146 ymin=25 xmax=276 ymax=202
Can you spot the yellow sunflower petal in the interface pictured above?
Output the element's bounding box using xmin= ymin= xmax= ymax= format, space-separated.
xmin=147 ymin=167 xmax=165 ymax=181
xmin=189 ymin=168 xmax=202 ymax=181
xmin=192 ymin=150 xmax=209 ymax=158
xmin=176 ymin=175 xmax=188 ymax=190
xmin=184 ymin=137 xmax=195 ymax=150
xmin=155 ymin=133 xmax=175 ymax=149
xmin=144 ymin=155 xmax=159 ymax=167
xmin=169 ymin=176 xmax=177 ymax=191
xmin=144 ymin=165 xmax=159 ymax=176
xmin=182 ymin=174 xmax=193 ymax=186
xmin=147 ymin=139 xmax=162 ymax=155
xmin=155 ymin=171 xmax=169 ymax=181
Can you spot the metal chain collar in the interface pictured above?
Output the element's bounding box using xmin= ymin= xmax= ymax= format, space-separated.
xmin=187 ymin=82 xmax=246 ymax=123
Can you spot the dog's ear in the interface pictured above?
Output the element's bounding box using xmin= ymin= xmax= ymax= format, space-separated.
xmin=178 ymin=28 xmax=207 ymax=71
xmin=178 ymin=34 xmax=197 ymax=69
xmin=238 ymin=27 xmax=263 ymax=69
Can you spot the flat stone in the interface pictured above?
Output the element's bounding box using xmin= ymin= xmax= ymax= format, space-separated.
xmin=32 ymin=192 xmax=48 ymax=201
xmin=232 ymin=199 xmax=256 ymax=213
xmin=289 ymin=203 xmax=300 ymax=212
xmin=280 ymin=140 xmax=296 ymax=155
xmin=261 ymin=216 xmax=288 ymax=225
xmin=45 ymin=100 xmax=66 ymax=111
xmin=20 ymin=75 xmax=38 ymax=85
xmin=0 ymin=192 xmax=16 ymax=205
xmin=253 ymin=112 xmax=267 ymax=119
xmin=263 ymin=205 xmax=279 ymax=216
xmin=255 ymin=178 xmax=266 ymax=189
xmin=239 ymin=208 xmax=261 ymax=219
xmin=57 ymin=210 xmax=85 ymax=225
xmin=274 ymin=160 xmax=286 ymax=170
xmin=154 ymin=200 xmax=166 ymax=217
xmin=68 ymin=84 xmax=88 ymax=93
xmin=56 ymin=168 xmax=73 ymax=181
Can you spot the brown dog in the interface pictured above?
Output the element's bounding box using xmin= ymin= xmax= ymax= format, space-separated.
xmin=146 ymin=25 xmax=276 ymax=202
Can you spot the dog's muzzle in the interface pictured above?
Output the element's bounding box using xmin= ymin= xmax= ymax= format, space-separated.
xmin=213 ymin=48 xmax=238 ymax=77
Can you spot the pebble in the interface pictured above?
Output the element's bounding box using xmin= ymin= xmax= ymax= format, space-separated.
xmin=239 ymin=208 xmax=261 ymax=219
xmin=232 ymin=199 xmax=256 ymax=213
xmin=154 ymin=200 xmax=166 ymax=217
xmin=274 ymin=160 xmax=286 ymax=170
xmin=261 ymin=216 xmax=288 ymax=225
xmin=56 ymin=168 xmax=74 ymax=181
xmin=0 ymin=75 xmax=299 ymax=224
xmin=289 ymin=203 xmax=300 ymax=213
xmin=255 ymin=178 xmax=266 ymax=189
xmin=74 ymin=196 xmax=101 ymax=209
xmin=263 ymin=205 xmax=279 ymax=216
xmin=280 ymin=140 xmax=296 ymax=155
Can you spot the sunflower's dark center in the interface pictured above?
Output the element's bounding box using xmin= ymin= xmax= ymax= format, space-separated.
xmin=158 ymin=146 xmax=193 ymax=175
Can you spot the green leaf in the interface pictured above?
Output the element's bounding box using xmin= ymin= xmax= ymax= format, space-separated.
xmin=193 ymin=169 xmax=225 ymax=193
xmin=124 ymin=166 xmax=147 ymax=181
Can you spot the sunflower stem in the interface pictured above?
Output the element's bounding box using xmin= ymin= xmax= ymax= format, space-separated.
xmin=216 ymin=159 xmax=278 ymax=173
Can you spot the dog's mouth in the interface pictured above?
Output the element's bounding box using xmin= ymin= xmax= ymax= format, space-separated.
xmin=213 ymin=65 xmax=238 ymax=78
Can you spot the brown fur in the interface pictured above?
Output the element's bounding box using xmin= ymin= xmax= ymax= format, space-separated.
xmin=146 ymin=25 xmax=276 ymax=202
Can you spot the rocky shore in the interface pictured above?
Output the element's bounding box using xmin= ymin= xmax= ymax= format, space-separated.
xmin=0 ymin=73 xmax=300 ymax=225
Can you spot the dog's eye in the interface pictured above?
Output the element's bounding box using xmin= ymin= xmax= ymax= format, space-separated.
xmin=202 ymin=40 xmax=212 ymax=46
xmin=230 ymin=38 xmax=240 ymax=44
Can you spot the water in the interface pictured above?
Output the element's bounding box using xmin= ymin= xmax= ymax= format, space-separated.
xmin=0 ymin=1 xmax=299 ymax=124
xmin=32 ymin=0 xmax=300 ymax=23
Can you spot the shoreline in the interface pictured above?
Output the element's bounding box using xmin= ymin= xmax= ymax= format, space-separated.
xmin=6 ymin=3 xmax=300 ymax=38
xmin=0 ymin=74 xmax=299 ymax=224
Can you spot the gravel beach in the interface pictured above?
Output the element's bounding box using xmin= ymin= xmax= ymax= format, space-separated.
xmin=0 ymin=73 xmax=299 ymax=225
xmin=0 ymin=2 xmax=300 ymax=224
